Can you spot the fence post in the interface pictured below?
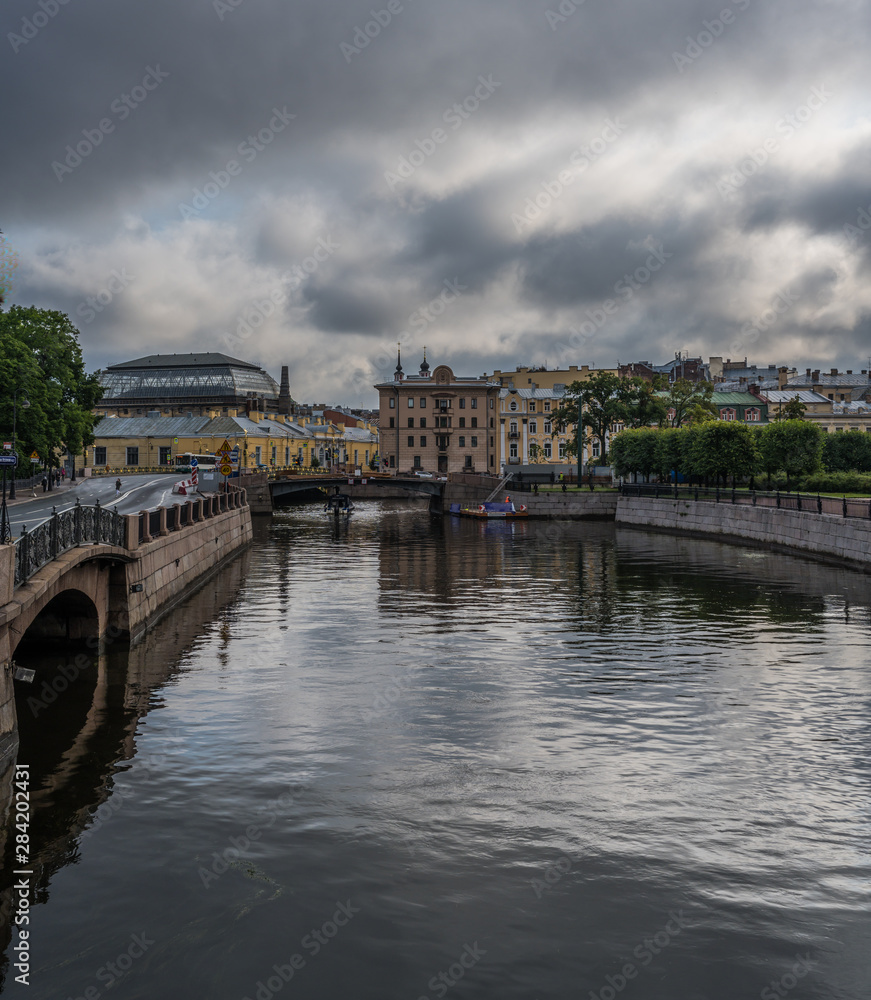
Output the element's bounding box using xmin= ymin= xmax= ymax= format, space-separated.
xmin=74 ymin=498 xmax=82 ymax=544
xmin=752 ymin=491 xmax=757 ymax=507
xmin=843 ymin=496 xmax=847 ymax=517
xmin=818 ymin=494 xmax=822 ymax=514
xmin=694 ymin=487 xmax=698 ymax=502
xmin=776 ymin=492 xmax=781 ymax=509
xmin=731 ymin=488 xmax=736 ymax=504
xmin=94 ymin=498 xmax=102 ymax=544
xmin=50 ymin=506 xmax=58 ymax=559
xmin=715 ymin=486 xmax=720 ymax=503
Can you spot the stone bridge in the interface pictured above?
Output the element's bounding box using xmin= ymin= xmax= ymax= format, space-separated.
xmin=0 ymin=488 xmax=253 ymax=759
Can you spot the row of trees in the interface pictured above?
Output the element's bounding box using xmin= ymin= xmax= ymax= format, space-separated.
xmin=0 ymin=305 xmax=103 ymax=471
xmin=550 ymin=370 xmax=718 ymax=460
xmin=610 ymin=420 xmax=825 ymax=487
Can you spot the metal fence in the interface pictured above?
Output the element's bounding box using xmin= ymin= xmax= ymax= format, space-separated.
xmin=620 ymin=483 xmax=871 ymax=519
xmin=14 ymin=500 xmax=127 ymax=586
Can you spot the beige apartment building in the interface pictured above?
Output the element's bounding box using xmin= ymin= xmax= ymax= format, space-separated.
xmin=375 ymin=354 xmax=500 ymax=474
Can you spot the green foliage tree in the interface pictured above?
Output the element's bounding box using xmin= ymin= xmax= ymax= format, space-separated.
xmin=691 ymin=421 xmax=759 ymax=486
xmin=654 ymin=427 xmax=684 ymax=481
xmin=0 ymin=305 xmax=103 ymax=468
xmin=622 ymin=376 xmax=669 ymax=429
xmin=822 ymin=428 xmax=871 ymax=472
xmin=772 ymin=395 xmax=807 ymax=421
xmin=757 ymin=420 xmax=824 ymax=488
xmin=664 ymin=379 xmax=716 ymax=427
xmin=609 ymin=428 xmax=660 ymax=480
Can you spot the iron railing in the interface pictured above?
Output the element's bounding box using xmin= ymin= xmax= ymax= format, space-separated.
xmin=14 ymin=500 xmax=127 ymax=586
xmin=619 ymin=483 xmax=871 ymax=519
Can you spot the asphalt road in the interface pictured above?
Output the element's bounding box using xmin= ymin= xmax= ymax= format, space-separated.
xmin=3 ymin=473 xmax=185 ymax=534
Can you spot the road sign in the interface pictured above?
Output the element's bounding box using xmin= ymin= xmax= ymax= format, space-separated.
xmin=3 ymin=441 xmax=10 ymax=450
xmin=219 ymin=439 xmax=231 ymax=453
xmin=0 ymin=454 xmax=17 ymax=467
xmin=219 ymin=462 xmax=233 ymax=476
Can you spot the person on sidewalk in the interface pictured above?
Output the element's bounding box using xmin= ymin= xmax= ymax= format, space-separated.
xmin=41 ymin=475 xmax=47 ymax=493
xmin=115 ymin=478 xmax=122 ymax=498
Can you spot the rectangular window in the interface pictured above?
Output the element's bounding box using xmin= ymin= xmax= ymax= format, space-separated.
xmin=490 ymin=436 xmax=494 ymax=447
xmin=544 ymin=442 xmax=552 ymax=458
xmin=471 ymin=436 xmax=478 ymax=447
xmin=255 ymin=446 xmax=262 ymax=464
xmin=389 ymin=417 xmax=395 ymax=428
xmin=408 ymin=417 xmax=414 ymax=427
xmin=459 ymin=417 xmax=466 ymax=428
xmin=420 ymin=436 xmax=427 ymax=447
xmin=471 ymin=416 xmax=477 ymax=428
xmin=419 ymin=417 xmax=426 ymax=428
xmin=559 ymin=442 xmax=566 ymax=458
xmin=459 ymin=398 xmax=466 ymax=409
xmin=438 ymin=399 xmax=449 ymax=410
xmin=529 ymin=421 xmax=537 ymax=434
xmin=544 ymin=422 xmax=552 ymax=434
xmin=510 ymin=444 xmax=518 ymax=458
xmin=94 ymin=446 xmax=107 ymax=465
xmin=389 ymin=455 xmax=395 ymax=467
xmin=271 ymin=446 xmax=277 ymax=463
xmin=420 ymin=398 xmax=426 ymax=408
xmin=544 ymin=401 xmax=551 ymax=411
xmin=471 ymin=398 xmax=478 ymax=409
xmin=529 ymin=400 xmax=536 ymax=412
xmin=389 ymin=398 xmax=395 ymax=408
xmin=459 ymin=436 xmax=466 ymax=447
xmin=408 ymin=436 xmax=415 ymax=447
xmin=126 ymin=447 xmax=139 ymax=466
xmin=408 ymin=398 xmax=414 ymax=408
xmin=464 ymin=455 xmax=472 ymax=468
xmin=488 ymin=398 xmax=493 ymax=409
xmin=158 ymin=446 xmax=171 ymax=465
xmin=413 ymin=455 xmax=421 ymax=468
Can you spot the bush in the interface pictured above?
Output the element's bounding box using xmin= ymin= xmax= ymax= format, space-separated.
xmin=802 ymin=470 xmax=871 ymax=494
xmin=822 ymin=429 xmax=871 ymax=472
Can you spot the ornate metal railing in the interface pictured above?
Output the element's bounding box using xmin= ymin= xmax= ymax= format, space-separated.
xmin=14 ymin=500 xmax=127 ymax=587
xmin=619 ymin=483 xmax=871 ymax=519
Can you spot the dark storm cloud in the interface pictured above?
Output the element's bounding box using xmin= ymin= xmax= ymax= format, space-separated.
xmin=2 ymin=0 xmax=870 ymax=397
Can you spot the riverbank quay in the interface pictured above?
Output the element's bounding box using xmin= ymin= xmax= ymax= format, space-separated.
xmin=616 ymin=486 xmax=871 ymax=573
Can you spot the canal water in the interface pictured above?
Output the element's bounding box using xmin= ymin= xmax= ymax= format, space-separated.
xmin=1 ymin=502 xmax=869 ymax=999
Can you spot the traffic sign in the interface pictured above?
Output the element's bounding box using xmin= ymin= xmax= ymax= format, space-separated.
xmin=219 ymin=439 xmax=231 ymax=453
xmin=0 ymin=453 xmax=17 ymax=467
xmin=219 ymin=462 xmax=233 ymax=476
xmin=3 ymin=441 xmax=10 ymax=450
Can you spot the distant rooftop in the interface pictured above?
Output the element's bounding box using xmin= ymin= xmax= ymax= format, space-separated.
xmin=106 ymin=352 xmax=261 ymax=371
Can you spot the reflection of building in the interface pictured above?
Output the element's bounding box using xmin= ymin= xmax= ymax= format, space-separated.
xmin=96 ymin=353 xmax=290 ymax=417
xmin=376 ymin=353 xmax=500 ymax=474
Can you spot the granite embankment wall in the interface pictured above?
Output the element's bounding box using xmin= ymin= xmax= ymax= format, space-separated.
xmin=615 ymin=497 xmax=871 ymax=571
xmin=451 ymin=487 xmax=619 ymax=519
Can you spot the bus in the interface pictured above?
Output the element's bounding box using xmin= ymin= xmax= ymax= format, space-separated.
xmin=174 ymin=452 xmax=217 ymax=473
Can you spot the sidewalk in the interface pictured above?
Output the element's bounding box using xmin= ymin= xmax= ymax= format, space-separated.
xmin=3 ymin=478 xmax=82 ymax=508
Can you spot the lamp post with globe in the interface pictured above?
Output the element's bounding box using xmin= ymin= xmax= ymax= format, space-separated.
xmin=9 ymin=388 xmax=30 ymax=500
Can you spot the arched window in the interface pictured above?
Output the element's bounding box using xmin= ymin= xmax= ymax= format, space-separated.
xmin=510 ymin=421 xmax=517 ymax=433
xmin=744 ymin=407 xmax=761 ymax=422
xmin=720 ymin=408 xmax=737 ymax=421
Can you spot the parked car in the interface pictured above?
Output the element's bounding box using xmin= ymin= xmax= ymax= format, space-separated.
xmin=414 ymin=471 xmax=434 ymax=478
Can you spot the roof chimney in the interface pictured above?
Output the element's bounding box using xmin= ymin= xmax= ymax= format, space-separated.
xmin=278 ymin=365 xmax=292 ymax=415
xmin=830 ymin=368 xmax=838 ymax=376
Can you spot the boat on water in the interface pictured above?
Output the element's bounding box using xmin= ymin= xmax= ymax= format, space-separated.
xmin=449 ymin=498 xmax=528 ymax=519
xmin=324 ymin=491 xmax=355 ymax=516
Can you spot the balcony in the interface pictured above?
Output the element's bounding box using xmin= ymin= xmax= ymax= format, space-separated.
xmin=508 ymin=431 xmax=520 ymax=439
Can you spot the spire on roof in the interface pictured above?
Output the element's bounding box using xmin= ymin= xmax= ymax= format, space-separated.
xmin=394 ymin=343 xmax=404 ymax=381
xmin=419 ymin=345 xmax=430 ymax=376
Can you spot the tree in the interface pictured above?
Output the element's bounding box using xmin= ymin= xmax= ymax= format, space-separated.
xmin=0 ymin=305 xmax=103 ymax=468
xmin=665 ymin=379 xmax=716 ymax=427
xmin=692 ymin=421 xmax=759 ymax=486
xmin=822 ymin=428 xmax=871 ymax=472
xmin=654 ymin=427 xmax=685 ymax=481
xmin=622 ymin=376 xmax=669 ymax=429
xmin=772 ymin=395 xmax=807 ymax=421
xmin=757 ymin=420 xmax=824 ymax=487
xmin=609 ymin=428 xmax=660 ymax=480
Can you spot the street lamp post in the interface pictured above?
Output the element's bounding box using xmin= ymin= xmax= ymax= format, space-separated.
xmin=9 ymin=389 xmax=30 ymax=500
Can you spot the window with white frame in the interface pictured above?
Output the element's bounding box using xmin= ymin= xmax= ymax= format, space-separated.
xmin=544 ymin=442 xmax=552 ymax=458
xmin=510 ymin=400 xmax=517 ymax=411
xmin=544 ymin=421 xmax=552 ymax=434
xmin=720 ymin=408 xmax=737 ymax=421
xmin=529 ymin=420 xmax=537 ymax=434
xmin=744 ymin=407 xmax=761 ymax=422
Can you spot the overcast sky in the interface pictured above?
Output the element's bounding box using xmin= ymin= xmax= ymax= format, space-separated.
xmin=3 ymin=0 xmax=870 ymax=405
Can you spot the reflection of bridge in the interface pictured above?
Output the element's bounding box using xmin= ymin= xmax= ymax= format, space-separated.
xmin=0 ymin=489 xmax=253 ymax=759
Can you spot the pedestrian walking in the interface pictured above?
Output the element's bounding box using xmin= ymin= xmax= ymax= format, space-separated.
xmin=115 ymin=478 xmax=122 ymax=498
xmin=41 ymin=475 xmax=47 ymax=492
xmin=60 ymin=467 xmax=66 ymax=481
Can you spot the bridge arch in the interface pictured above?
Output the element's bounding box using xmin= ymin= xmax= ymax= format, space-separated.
xmin=16 ymin=588 xmax=101 ymax=652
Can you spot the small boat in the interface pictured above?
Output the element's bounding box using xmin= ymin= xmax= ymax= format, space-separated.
xmin=449 ymin=497 xmax=528 ymax=519
xmin=324 ymin=492 xmax=355 ymax=516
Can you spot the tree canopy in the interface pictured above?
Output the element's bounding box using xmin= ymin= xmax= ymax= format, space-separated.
xmin=0 ymin=305 xmax=103 ymax=466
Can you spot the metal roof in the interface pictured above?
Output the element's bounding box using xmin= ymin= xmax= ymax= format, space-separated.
xmin=106 ymin=353 xmax=260 ymax=370
xmin=709 ymin=392 xmax=766 ymax=405
xmin=763 ymin=390 xmax=830 ymax=403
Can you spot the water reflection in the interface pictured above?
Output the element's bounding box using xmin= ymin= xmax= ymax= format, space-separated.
xmin=0 ymin=506 xmax=869 ymax=999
